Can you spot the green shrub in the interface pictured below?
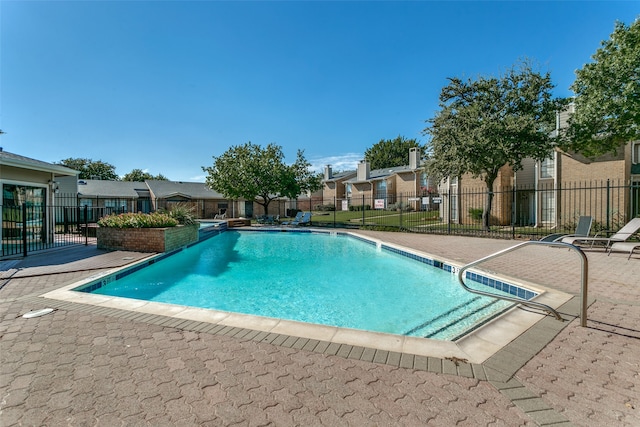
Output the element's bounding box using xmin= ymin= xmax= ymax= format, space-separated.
xmin=315 ymin=204 xmax=336 ymax=212
xmin=348 ymin=205 xmax=371 ymax=211
xmin=97 ymin=212 xmax=178 ymax=228
xmin=469 ymin=208 xmax=483 ymax=221
xmin=388 ymin=202 xmax=414 ymax=212
xmin=166 ymin=203 xmax=197 ymax=225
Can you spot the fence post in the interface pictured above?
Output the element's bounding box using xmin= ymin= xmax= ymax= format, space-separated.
xmin=512 ymin=186 xmax=516 ymax=239
xmin=399 ymin=195 xmax=403 ymax=229
xmin=362 ymin=195 xmax=365 ymax=226
xmin=447 ymin=192 xmax=451 ymax=235
xmin=333 ymin=197 xmax=336 ymax=228
xmin=22 ymin=204 xmax=28 ymax=257
xmin=84 ymin=205 xmax=89 ymax=246
xmin=606 ymin=179 xmax=610 ymax=231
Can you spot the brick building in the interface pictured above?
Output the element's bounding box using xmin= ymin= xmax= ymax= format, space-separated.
xmin=439 ymin=105 xmax=640 ymax=228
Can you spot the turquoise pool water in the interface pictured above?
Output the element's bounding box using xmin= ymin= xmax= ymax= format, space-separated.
xmin=86 ymin=231 xmax=518 ymax=340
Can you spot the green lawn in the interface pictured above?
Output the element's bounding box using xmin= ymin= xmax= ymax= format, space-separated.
xmin=309 ymin=209 xmax=441 ymax=228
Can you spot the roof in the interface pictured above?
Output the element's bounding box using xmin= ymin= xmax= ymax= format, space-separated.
xmin=145 ymin=180 xmax=225 ymax=199
xmin=77 ymin=180 xmax=145 ymax=198
xmin=75 ymin=179 xmax=226 ymax=199
xmin=0 ymin=149 xmax=79 ymax=177
xmin=345 ymin=164 xmax=416 ymax=184
xmin=324 ymin=170 xmax=356 ymax=182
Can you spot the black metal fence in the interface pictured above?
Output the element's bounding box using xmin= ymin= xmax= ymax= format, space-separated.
xmin=1 ymin=195 xmax=122 ymax=258
xmin=299 ymin=179 xmax=640 ymax=240
xmin=3 ymin=180 xmax=638 ymax=258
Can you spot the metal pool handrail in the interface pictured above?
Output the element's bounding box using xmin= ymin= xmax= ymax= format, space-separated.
xmin=457 ymin=240 xmax=589 ymax=326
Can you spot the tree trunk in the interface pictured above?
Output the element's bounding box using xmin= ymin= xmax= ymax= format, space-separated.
xmin=482 ymin=177 xmax=496 ymax=232
xmin=257 ymin=198 xmax=271 ymax=216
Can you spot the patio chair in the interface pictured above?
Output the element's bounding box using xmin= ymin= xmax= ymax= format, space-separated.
xmin=607 ymin=241 xmax=640 ymax=260
xmin=290 ymin=212 xmax=311 ymax=226
xmin=281 ymin=211 xmax=304 ymax=225
xmin=540 ymin=216 xmax=593 ymax=242
xmin=561 ymin=217 xmax=640 ymax=249
xmin=259 ymin=215 xmax=278 ymax=225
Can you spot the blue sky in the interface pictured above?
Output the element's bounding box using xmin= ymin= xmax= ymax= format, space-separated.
xmin=1 ymin=1 xmax=637 ymax=182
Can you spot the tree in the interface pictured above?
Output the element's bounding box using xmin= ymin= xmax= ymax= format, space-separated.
xmin=57 ymin=158 xmax=119 ymax=180
xmin=122 ymin=169 xmax=168 ymax=182
xmin=202 ymin=142 xmax=321 ymax=215
xmin=364 ymin=136 xmax=423 ymax=170
xmin=424 ymin=61 xmax=562 ymax=231
xmin=562 ymin=20 xmax=640 ymax=158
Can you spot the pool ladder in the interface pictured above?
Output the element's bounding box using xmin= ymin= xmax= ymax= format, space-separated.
xmin=457 ymin=241 xmax=589 ymax=326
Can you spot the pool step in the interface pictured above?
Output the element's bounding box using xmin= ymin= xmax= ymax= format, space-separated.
xmin=424 ymin=299 xmax=507 ymax=340
xmin=403 ymin=297 xmax=482 ymax=336
xmin=403 ymin=297 xmax=511 ymax=340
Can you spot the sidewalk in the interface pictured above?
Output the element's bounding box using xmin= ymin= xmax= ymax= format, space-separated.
xmin=1 ymin=232 xmax=638 ymax=426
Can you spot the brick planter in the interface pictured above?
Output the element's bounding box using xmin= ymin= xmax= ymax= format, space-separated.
xmin=97 ymin=224 xmax=198 ymax=253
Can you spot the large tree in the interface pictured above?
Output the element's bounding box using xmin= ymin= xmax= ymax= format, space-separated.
xmin=424 ymin=61 xmax=563 ymax=230
xmin=122 ymin=169 xmax=168 ymax=182
xmin=57 ymin=158 xmax=119 ymax=180
xmin=562 ymin=20 xmax=640 ymax=158
xmin=364 ymin=135 xmax=423 ymax=170
xmin=202 ymin=142 xmax=321 ymax=215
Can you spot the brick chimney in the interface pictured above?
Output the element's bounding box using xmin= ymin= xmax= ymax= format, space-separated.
xmin=357 ymin=160 xmax=370 ymax=181
xmin=409 ymin=147 xmax=421 ymax=170
xmin=324 ymin=165 xmax=333 ymax=180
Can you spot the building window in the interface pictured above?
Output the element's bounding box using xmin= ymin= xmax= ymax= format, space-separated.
xmin=449 ymin=177 xmax=458 ymax=222
xmin=1 ymin=184 xmax=46 ymax=231
xmin=631 ymin=178 xmax=640 ymax=218
xmin=346 ymin=183 xmax=352 ymax=197
xmin=375 ymin=180 xmax=387 ymax=198
xmin=2 ymin=184 xmax=45 ymax=207
xmin=633 ymin=142 xmax=640 ymax=164
xmin=420 ymin=172 xmax=433 ymax=195
xmin=104 ymin=199 xmax=128 ymax=214
xmin=541 ymin=190 xmax=555 ymax=223
xmin=540 ymin=157 xmax=554 ymax=179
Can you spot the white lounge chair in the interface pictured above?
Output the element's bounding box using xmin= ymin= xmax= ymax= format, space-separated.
xmin=608 ymin=241 xmax=640 ymax=260
xmin=561 ymin=217 xmax=640 ymax=249
xmin=540 ymin=216 xmax=592 ymax=242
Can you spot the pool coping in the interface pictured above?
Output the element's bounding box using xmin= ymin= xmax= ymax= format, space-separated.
xmin=22 ymin=286 xmax=580 ymax=426
xmin=39 ymin=229 xmax=575 ymax=369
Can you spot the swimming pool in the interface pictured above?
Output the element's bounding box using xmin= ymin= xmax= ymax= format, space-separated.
xmin=75 ymin=230 xmax=537 ymax=340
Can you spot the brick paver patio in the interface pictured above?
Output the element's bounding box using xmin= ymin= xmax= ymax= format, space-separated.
xmin=1 ymin=230 xmax=638 ymax=426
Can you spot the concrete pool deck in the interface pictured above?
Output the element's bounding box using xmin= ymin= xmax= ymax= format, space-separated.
xmin=1 ymin=230 xmax=639 ymax=425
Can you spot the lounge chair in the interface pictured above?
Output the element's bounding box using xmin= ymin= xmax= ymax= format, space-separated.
xmin=258 ymin=215 xmax=279 ymax=225
xmin=281 ymin=212 xmax=303 ymax=225
xmin=290 ymin=212 xmax=311 ymax=226
xmin=540 ymin=216 xmax=592 ymax=242
xmin=608 ymin=241 xmax=640 ymax=260
xmin=561 ymin=217 xmax=640 ymax=249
